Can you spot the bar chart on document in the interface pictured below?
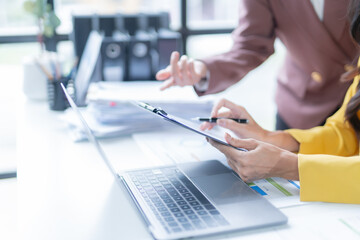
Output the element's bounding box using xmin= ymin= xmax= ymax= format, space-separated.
xmin=132 ymin=128 xmax=302 ymax=208
xmin=248 ymin=178 xmax=301 ymax=207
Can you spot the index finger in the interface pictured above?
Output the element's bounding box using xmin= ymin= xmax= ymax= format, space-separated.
xmin=170 ymin=52 xmax=180 ymax=83
xmin=211 ymin=99 xmax=239 ymax=117
xmin=199 ymin=122 xmax=215 ymax=131
xmin=156 ymin=66 xmax=171 ymax=81
xmin=199 ymin=111 xmax=232 ymax=131
xmin=160 ymin=78 xmax=175 ymax=91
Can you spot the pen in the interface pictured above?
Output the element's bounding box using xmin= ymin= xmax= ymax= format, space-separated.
xmin=193 ymin=117 xmax=249 ymax=123
xmin=55 ymin=58 xmax=61 ymax=80
xmin=67 ymin=57 xmax=79 ymax=79
xmin=35 ymin=59 xmax=54 ymax=80
xmin=49 ymin=60 xmax=57 ymax=80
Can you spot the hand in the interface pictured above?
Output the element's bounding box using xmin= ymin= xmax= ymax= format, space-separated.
xmin=200 ymin=98 xmax=268 ymax=141
xmin=155 ymin=51 xmax=207 ymax=91
xmin=208 ymin=133 xmax=299 ymax=182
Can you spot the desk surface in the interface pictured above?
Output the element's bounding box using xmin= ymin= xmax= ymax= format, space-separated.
xmin=17 ymin=89 xmax=360 ymax=240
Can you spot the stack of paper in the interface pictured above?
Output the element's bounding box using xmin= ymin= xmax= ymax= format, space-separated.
xmin=61 ymin=108 xmax=167 ymax=142
xmin=62 ymin=81 xmax=214 ymax=141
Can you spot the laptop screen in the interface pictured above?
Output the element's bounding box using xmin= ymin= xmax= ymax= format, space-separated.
xmin=60 ymin=83 xmax=117 ymax=177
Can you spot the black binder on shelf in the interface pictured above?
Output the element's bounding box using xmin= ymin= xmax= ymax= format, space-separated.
xmin=157 ymin=28 xmax=182 ymax=72
xmin=101 ymin=14 xmax=130 ymax=82
xmin=72 ymin=12 xmax=182 ymax=83
xmin=127 ymin=14 xmax=157 ymax=81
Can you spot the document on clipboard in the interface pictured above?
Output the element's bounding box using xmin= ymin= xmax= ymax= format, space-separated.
xmin=135 ymin=101 xmax=247 ymax=152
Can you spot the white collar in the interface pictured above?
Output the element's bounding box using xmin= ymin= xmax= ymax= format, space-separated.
xmin=310 ymin=0 xmax=324 ymax=21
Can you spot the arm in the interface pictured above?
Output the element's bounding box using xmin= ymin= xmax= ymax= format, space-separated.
xmin=209 ymin=133 xmax=360 ymax=204
xmin=299 ymin=154 xmax=360 ymax=204
xmin=205 ymin=76 xmax=360 ymax=156
xmin=285 ymin=79 xmax=359 ymax=156
xmin=199 ymin=0 xmax=276 ymax=95
xmin=156 ymin=0 xmax=276 ymax=93
xmin=201 ymin=98 xmax=300 ymax=151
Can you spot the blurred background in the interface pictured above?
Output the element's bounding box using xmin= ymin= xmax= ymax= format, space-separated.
xmin=0 ymin=0 xmax=284 ymax=238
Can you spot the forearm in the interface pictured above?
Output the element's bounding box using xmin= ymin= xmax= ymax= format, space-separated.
xmin=197 ymin=0 xmax=275 ymax=96
xmin=262 ymin=130 xmax=300 ymax=152
xmin=278 ymin=150 xmax=299 ymax=180
xmin=299 ymin=155 xmax=360 ymax=204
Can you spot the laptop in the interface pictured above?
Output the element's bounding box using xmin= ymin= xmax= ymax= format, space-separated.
xmin=60 ymin=83 xmax=288 ymax=240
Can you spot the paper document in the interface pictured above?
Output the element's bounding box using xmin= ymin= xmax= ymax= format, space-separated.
xmin=87 ymin=81 xmax=213 ymax=103
xmin=61 ymin=108 xmax=166 ymax=141
xmin=88 ymin=99 xmax=214 ymax=124
xmin=135 ymin=101 xmax=246 ymax=151
xmin=61 ymin=82 xmax=214 ymax=141
xmin=132 ymin=128 xmax=228 ymax=166
xmin=248 ymin=178 xmax=302 ymax=208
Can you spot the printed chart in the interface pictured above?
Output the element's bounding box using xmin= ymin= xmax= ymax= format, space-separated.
xmin=133 ymin=129 xmax=303 ymax=208
xmin=249 ymin=178 xmax=300 ymax=198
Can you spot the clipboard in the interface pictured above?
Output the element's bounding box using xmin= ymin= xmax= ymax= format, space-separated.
xmin=135 ymin=101 xmax=247 ymax=152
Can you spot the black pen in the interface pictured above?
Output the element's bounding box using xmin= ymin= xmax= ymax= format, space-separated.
xmin=67 ymin=58 xmax=79 ymax=79
xmin=193 ymin=117 xmax=248 ymax=124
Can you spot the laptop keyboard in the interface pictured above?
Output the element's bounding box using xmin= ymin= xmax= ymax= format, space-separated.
xmin=128 ymin=167 xmax=229 ymax=234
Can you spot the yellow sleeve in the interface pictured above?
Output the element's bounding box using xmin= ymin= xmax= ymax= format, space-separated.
xmin=298 ymin=154 xmax=360 ymax=204
xmin=285 ymin=78 xmax=359 ymax=156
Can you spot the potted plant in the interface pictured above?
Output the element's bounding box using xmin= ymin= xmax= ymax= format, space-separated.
xmin=22 ymin=0 xmax=61 ymax=100
xmin=23 ymin=0 xmax=61 ymax=52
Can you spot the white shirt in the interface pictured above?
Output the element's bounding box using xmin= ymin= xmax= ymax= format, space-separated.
xmin=194 ymin=0 xmax=325 ymax=92
xmin=310 ymin=0 xmax=324 ymax=21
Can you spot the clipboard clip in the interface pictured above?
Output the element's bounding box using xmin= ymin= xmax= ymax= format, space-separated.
xmin=137 ymin=101 xmax=168 ymax=116
xmin=154 ymin=108 xmax=168 ymax=116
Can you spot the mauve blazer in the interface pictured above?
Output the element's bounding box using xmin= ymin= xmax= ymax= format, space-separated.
xmin=199 ymin=0 xmax=358 ymax=129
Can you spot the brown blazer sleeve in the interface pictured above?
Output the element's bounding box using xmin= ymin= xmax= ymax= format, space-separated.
xmin=197 ymin=0 xmax=276 ymax=96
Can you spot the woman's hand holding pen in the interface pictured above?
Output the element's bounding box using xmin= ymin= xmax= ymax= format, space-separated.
xmin=202 ymin=98 xmax=300 ymax=152
xmin=202 ymin=99 xmax=300 ymax=182
xmin=200 ymin=98 xmax=269 ymax=142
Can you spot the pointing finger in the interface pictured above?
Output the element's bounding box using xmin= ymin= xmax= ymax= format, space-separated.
xmin=156 ymin=66 xmax=171 ymax=80
xmin=160 ymin=78 xmax=175 ymax=91
xmin=217 ymin=119 xmax=242 ymax=132
xmin=179 ymin=55 xmax=189 ymax=85
xmin=170 ymin=52 xmax=180 ymax=83
xmin=188 ymin=59 xmax=199 ymax=83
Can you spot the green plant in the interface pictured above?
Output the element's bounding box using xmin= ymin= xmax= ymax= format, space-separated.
xmin=23 ymin=0 xmax=61 ymax=50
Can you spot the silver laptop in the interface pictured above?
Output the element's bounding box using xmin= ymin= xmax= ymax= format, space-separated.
xmin=61 ymin=84 xmax=287 ymax=240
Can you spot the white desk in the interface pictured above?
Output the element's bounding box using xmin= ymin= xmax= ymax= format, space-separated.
xmin=0 ymin=65 xmax=19 ymax=240
xmin=17 ymin=93 xmax=360 ymax=240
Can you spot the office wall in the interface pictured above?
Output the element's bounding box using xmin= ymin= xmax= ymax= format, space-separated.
xmin=0 ymin=0 xmax=283 ymax=161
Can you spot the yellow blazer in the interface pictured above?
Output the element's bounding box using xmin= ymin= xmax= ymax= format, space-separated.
xmin=286 ymin=74 xmax=360 ymax=204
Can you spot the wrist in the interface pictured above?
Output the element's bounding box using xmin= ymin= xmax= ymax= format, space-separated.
xmin=264 ymin=131 xmax=300 ymax=152
xmin=259 ymin=129 xmax=273 ymax=143
xmin=194 ymin=62 xmax=209 ymax=92
xmin=195 ymin=61 xmax=207 ymax=80
xmin=279 ymin=150 xmax=299 ymax=180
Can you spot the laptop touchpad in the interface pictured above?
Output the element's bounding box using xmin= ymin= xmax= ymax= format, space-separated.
xmin=191 ymin=173 xmax=257 ymax=205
